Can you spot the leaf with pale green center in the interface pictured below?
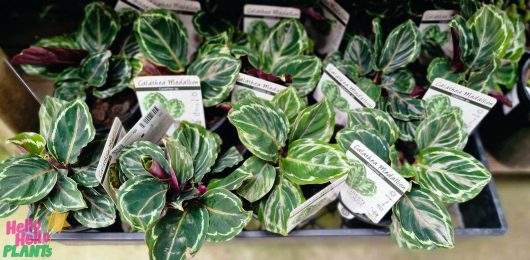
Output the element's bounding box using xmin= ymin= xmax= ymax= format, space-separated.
xmin=347 ymin=108 xmax=400 ymax=144
xmin=236 ymin=157 xmax=276 ymax=203
xmin=172 ymin=122 xmax=219 ymax=182
xmin=146 ymin=207 xmax=208 ymax=260
xmin=116 ymin=175 xmax=168 ymax=232
xmin=289 ymin=99 xmax=334 ymax=142
xmin=79 ymin=51 xmax=111 ymax=87
xmin=247 ymin=20 xmax=270 ymax=50
xmin=377 ymin=20 xmax=420 ymax=74
xmin=187 ymin=54 xmax=241 ymax=107
xmin=344 ymin=36 xmax=373 ymax=76
xmin=504 ymin=17 xmax=525 ymax=62
xmin=74 ymin=187 xmax=116 ymax=228
xmin=280 ymin=139 xmax=349 ymax=185
xmin=118 ymin=141 xmax=170 ymax=179
xmin=211 ymin=147 xmax=243 ymax=174
xmin=396 ymin=119 xmax=420 ymax=142
xmin=416 ymin=147 xmax=491 ymax=203
xmin=202 ymin=188 xmax=251 ymax=242
xmin=93 ymin=56 xmax=132 ymax=99
xmin=372 ymin=18 xmax=383 ymax=60
xmin=0 ymin=155 xmax=57 ymax=205
xmin=164 ymin=138 xmax=194 ymax=185
xmin=467 ymin=59 xmax=498 ymax=93
xmin=382 ymin=70 xmax=415 ymax=94
xmin=424 ymin=95 xmax=452 ymax=116
xmin=39 ymin=96 xmax=67 ymax=139
xmin=387 ymin=91 xmax=425 ymax=121
xmin=77 ymin=2 xmax=120 ymax=52
xmin=47 ymin=99 xmax=95 ymax=165
xmin=337 ymin=125 xmax=390 ymax=161
xmin=207 ymin=169 xmax=251 ymax=190
xmin=258 ymin=19 xmax=307 ymax=72
xmin=466 ymin=5 xmax=511 ymax=69
xmin=0 ymin=203 xmax=18 ymax=218
xmin=346 ymin=159 xmax=376 ymax=196
xmin=427 ymin=57 xmax=464 ymax=83
xmin=270 ymin=55 xmax=322 ymax=96
xmin=228 ymin=98 xmax=289 ymax=162
xmin=44 ymin=170 xmax=86 ymax=212
xmin=390 ymin=188 xmax=454 ymax=249
xmin=259 ymin=176 xmax=304 ymax=235
xmin=272 ymin=87 xmax=307 ymax=125
xmin=134 ymin=9 xmax=188 ymax=72
xmin=7 ymin=132 xmax=46 ymax=155
xmin=415 ymin=110 xmax=467 ymax=151
xmin=448 ymin=15 xmax=474 ymax=64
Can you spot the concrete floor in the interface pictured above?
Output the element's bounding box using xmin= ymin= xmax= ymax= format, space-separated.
xmin=0 ymin=175 xmax=527 ymax=260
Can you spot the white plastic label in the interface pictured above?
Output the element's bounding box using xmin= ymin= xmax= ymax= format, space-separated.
xmin=305 ymin=0 xmax=349 ymax=55
xmin=340 ymin=141 xmax=409 ymax=223
xmin=114 ymin=0 xmax=157 ymax=10
xmin=313 ymin=63 xmax=376 ymax=125
xmin=423 ymin=78 xmax=497 ymax=133
xmin=243 ymin=4 xmax=301 ymax=32
xmin=231 ymin=73 xmax=286 ymax=102
xmin=95 ymin=118 xmax=126 ymax=201
xmin=418 ymin=10 xmax=456 ymax=58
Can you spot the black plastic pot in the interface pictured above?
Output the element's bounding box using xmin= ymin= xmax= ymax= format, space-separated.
xmin=51 ymin=132 xmax=506 ymax=240
xmin=480 ymin=50 xmax=530 ymax=167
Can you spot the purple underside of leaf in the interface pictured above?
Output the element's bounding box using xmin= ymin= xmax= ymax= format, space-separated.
xmin=197 ymin=184 xmax=207 ymax=194
xmin=139 ymin=60 xmax=177 ymax=76
xmin=11 ymin=46 xmax=88 ymax=66
xmin=246 ymin=68 xmax=291 ymax=85
xmin=217 ymin=103 xmax=232 ymax=111
xmin=489 ymin=91 xmax=512 ymax=107
xmin=148 ymin=159 xmax=169 ymax=180
xmin=169 ymin=167 xmax=180 ymax=191
xmin=300 ymin=7 xmax=326 ymax=22
xmin=410 ymin=85 xmax=427 ymax=98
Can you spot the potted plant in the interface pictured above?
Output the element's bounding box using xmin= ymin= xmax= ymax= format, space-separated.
xmin=114 ymin=121 xmax=249 ymax=259
xmin=0 ymin=96 xmax=116 ymax=230
xmin=11 ymin=3 xmax=142 ymax=131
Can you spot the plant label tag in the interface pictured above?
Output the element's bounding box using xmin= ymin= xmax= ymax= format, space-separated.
xmin=286 ymin=176 xmax=347 ymax=232
xmin=95 ymin=118 xmax=126 ymax=201
xmin=134 ymin=75 xmax=206 ymax=133
xmin=418 ymin=10 xmax=456 ymax=58
xmin=243 ymin=4 xmax=301 ymax=32
xmin=149 ymin=0 xmax=202 ymax=60
xmin=114 ymin=0 xmax=157 ymax=10
xmin=231 ymin=73 xmax=286 ymax=102
xmin=424 ymin=78 xmax=497 ymax=133
xmin=110 ymin=101 xmax=174 ymax=158
xmin=305 ymin=0 xmax=349 ymax=55
xmin=340 ymin=141 xmax=409 ymax=224
xmin=313 ymin=63 xmax=376 ymax=125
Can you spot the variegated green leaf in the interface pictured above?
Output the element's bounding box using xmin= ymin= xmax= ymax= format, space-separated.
xmin=116 ymin=175 xmax=168 ymax=232
xmin=236 ymin=157 xmax=276 ymax=203
xmin=280 ymin=139 xmax=349 ymax=185
xmin=39 ymin=96 xmax=67 ymax=139
xmin=29 ymin=202 xmax=53 ymax=230
xmin=494 ymin=61 xmax=517 ymax=88
xmin=259 ymin=176 xmax=304 ymax=235
xmin=377 ymin=20 xmax=420 ymax=74
xmin=504 ymin=17 xmax=525 ymax=62
xmin=7 ymin=132 xmax=46 ymax=155
xmin=448 ymin=15 xmax=474 ymax=64
xmin=347 ymin=108 xmax=400 ymax=144
xmin=0 ymin=203 xmax=18 ymax=218
xmin=467 ymin=59 xmax=498 ymax=93
xmin=391 ymin=188 xmax=454 ymax=249
xmin=344 ymin=35 xmax=373 ymax=76
xmin=356 ymin=77 xmax=382 ymax=102
xmin=146 ymin=207 xmax=208 ymax=260
xmin=188 ymin=54 xmax=241 ymax=107
xmin=134 ymin=9 xmax=188 ymax=72
xmin=258 ymin=19 xmax=307 ymax=72
xmin=164 ymin=138 xmax=194 ymax=185
xmin=119 ymin=141 xmax=170 ymax=179
xmin=426 ymin=57 xmax=464 ymax=83
xmin=417 ymin=147 xmax=491 ymax=203
xmin=47 ymin=99 xmax=95 ymax=165
xmin=228 ymin=98 xmax=289 ymax=162
xmin=270 ymin=56 xmax=322 ymax=96
xmin=396 ymin=119 xmax=420 ymax=142
xmin=337 ymin=126 xmax=390 ymax=161
xmin=424 ymin=95 xmax=452 ymax=116
xmin=170 ymin=188 xmax=200 ymax=211
xmin=272 ymin=87 xmax=306 ymax=124
xmin=372 ymin=18 xmax=383 ymax=61
xmin=74 ymin=187 xmax=116 ymax=228
xmin=93 ymin=55 xmax=132 ymax=99
xmin=44 ymin=170 xmax=86 ymax=212
xmin=202 ymin=188 xmax=251 ymax=242
xmin=387 ymin=91 xmax=425 ymax=121
xmin=466 ymin=5 xmax=511 ymax=69
xmin=0 ymin=155 xmax=57 ymax=205
xmin=79 ymin=51 xmax=111 ymax=87
xmin=172 ymin=122 xmax=219 ymax=182
xmin=54 ymin=80 xmax=87 ymax=101
xmin=323 ymin=52 xmax=359 ymax=81
xmin=289 ymin=99 xmax=334 ymax=142
xmin=415 ymin=110 xmax=467 ymax=151
xmin=346 ymin=159 xmax=376 ymax=196
xmin=382 ymin=70 xmax=415 ymax=94
xmin=71 ymin=135 xmax=106 ymax=188
xmin=77 ymin=2 xmax=120 ymax=52
xmin=207 ymin=169 xmax=251 ymax=190
xmin=211 ymin=147 xmax=243 ymax=174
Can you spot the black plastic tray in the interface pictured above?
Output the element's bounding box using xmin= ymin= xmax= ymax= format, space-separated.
xmin=52 ymin=133 xmax=507 ymax=240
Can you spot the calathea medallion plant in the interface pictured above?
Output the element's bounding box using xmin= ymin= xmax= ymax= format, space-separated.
xmin=115 ymin=122 xmax=250 ymax=259
xmin=338 ymin=94 xmax=491 ymax=249
xmin=225 ymin=89 xmax=350 ymax=235
xmin=0 ymin=97 xmax=116 ymax=229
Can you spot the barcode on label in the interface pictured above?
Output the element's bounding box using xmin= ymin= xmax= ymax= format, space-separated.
xmin=140 ymin=106 xmax=159 ymax=128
